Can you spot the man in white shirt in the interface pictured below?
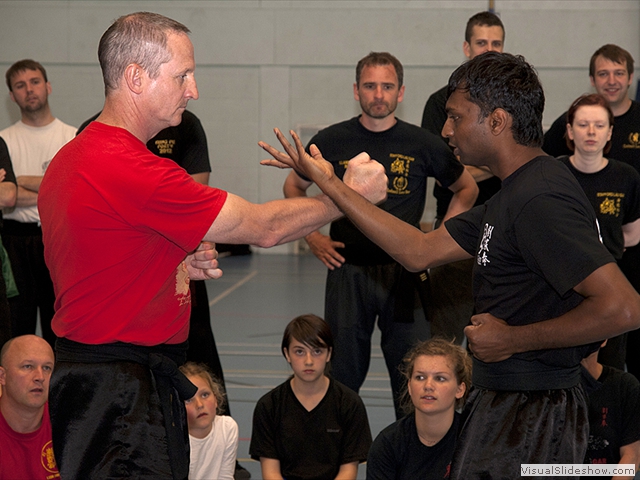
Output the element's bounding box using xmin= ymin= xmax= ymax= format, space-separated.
xmin=1 ymin=60 xmax=76 ymax=348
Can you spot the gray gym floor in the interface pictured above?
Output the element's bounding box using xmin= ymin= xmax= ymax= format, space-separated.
xmin=206 ymin=252 xmax=395 ymax=479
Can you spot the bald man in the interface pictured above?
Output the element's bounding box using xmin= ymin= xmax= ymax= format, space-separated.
xmin=0 ymin=335 xmax=59 ymax=479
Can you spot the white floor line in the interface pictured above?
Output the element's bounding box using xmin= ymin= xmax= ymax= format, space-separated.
xmin=208 ymin=270 xmax=258 ymax=306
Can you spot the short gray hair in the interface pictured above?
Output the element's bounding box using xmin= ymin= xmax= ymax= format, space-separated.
xmin=98 ymin=11 xmax=190 ymax=93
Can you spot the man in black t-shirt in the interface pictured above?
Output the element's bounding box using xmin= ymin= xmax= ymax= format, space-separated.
xmin=421 ymin=11 xmax=504 ymax=344
xmin=262 ymin=52 xmax=640 ymax=480
xmin=0 ymin=138 xmax=17 ymax=346
xmin=283 ymin=52 xmax=478 ymax=419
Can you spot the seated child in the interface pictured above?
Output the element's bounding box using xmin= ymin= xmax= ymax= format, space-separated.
xmin=249 ymin=314 xmax=372 ymax=480
xmin=581 ymin=342 xmax=640 ymax=479
xmin=180 ymin=361 xmax=239 ymax=480
xmin=367 ymin=338 xmax=472 ymax=480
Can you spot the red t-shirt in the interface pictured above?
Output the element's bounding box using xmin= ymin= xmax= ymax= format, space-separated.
xmin=39 ymin=122 xmax=227 ymax=345
xmin=0 ymin=403 xmax=59 ymax=480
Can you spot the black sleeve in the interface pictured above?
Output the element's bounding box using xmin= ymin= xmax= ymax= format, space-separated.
xmin=77 ymin=112 xmax=101 ymax=136
xmin=176 ymin=111 xmax=211 ymax=175
xmin=619 ymin=371 xmax=640 ymax=446
xmin=0 ymin=137 xmax=16 ymax=184
xmin=542 ymin=112 xmax=572 ymax=158
xmin=445 ymin=204 xmax=485 ymax=256
xmin=426 ymin=132 xmax=464 ymax=189
xmin=249 ymin=394 xmax=279 ymax=461
xmin=621 ymin=164 xmax=640 ymax=224
xmin=421 ymin=87 xmax=448 ymax=137
xmin=339 ymin=389 xmax=373 ymax=464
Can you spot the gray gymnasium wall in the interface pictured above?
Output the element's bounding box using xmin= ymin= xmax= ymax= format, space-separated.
xmin=0 ymin=0 xmax=638 ymax=253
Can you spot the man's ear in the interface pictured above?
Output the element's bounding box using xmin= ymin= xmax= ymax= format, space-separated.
xmin=124 ymin=64 xmax=144 ymax=94
xmin=0 ymin=366 xmax=6 ymax=386
xmin=489 ymin=108 xmax=509 ymax=136
xmin=463 ymin=41 xmax=471 ymax=59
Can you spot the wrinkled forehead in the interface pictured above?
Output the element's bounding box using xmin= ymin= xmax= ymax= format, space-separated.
xmin=1 ymin=338 xmax=54 ymax=367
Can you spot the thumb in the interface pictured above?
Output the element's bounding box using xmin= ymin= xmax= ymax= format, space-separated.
xmin=348 ymin=152 xmax=371 ymax=167
xmin=309 ymin=144 xmax=323 ymax=159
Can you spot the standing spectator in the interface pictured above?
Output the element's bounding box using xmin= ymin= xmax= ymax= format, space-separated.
xmin=559 ymin=93 xmax=640 ymax=370
xmin=0 ymin=138 xmax=17 ymax=347
xmin=421 ymin=11 xmax=505 ymax=345
xmin=1 ymin=60 xmax=75 ymax=349
xmin=283 ymin=51 xmax=477 ymax=418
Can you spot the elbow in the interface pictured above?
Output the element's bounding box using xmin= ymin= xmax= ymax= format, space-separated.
xmin=252 ymin=229 xmax=283 ymax=249
xmin=627 ymin=295 xmax=640 ymax=330
xmin=0 ymin=191 xmax=16 ymax=208
xmin=616 ymin=293 xmax=640 ymax=333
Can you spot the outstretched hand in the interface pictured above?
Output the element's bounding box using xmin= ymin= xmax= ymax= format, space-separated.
xmin=260 ymin=128 xmax=387 ymax=205
xmin=259 ymin=128 xmax=335 ymax=185
xmin=185 ymin=241 xmax=223 ymax=280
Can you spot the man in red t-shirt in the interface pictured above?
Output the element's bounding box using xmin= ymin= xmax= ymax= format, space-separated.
xmin=0 ymin=335 xmax=58 ymax=480
xmin=37 ymin=11 xmax=387 ymax=480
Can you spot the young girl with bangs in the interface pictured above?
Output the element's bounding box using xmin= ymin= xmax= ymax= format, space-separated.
xmin=249 ymin=314 xmax=372 ymax=480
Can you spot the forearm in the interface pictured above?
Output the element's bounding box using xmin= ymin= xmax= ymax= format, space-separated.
xmin=17 ymin=175 xmax=43 ymax=193
xmin=283 ymin=172 xmax=320 ymax=242
xmin=505 ymin=263 xmax=640 ymax=353
xmin=317 ymin=174 xmax=468 ymax=271
xmin=205 ymin=192 xmax=342 ymax=248
xmin=441 ymin=169 xmax=478 ymax=221
xmin=612 ymin=441 xmax=640 ymax=480
xmin=260 ymin=458 xmax=284 ymax=480
xmin=0 ymin=182 xmax=17 ymax=208
xmin=334 ymin=462 xmax=358 ymax=480
xmin=622 ymin=218 xmax=640 ymax=247
xmin=466 ymin=165 xmax=494 ymax=182
xmin=15 ymin=185 xmax=38 ymax=207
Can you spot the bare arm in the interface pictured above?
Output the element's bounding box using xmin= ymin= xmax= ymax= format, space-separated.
xmin=466 ymin=165 xmax=494 ymax=182
xmin=15 ymin=183 xmax=39 ymax=207
xmin=0 ymin=170 xmax=16 ymax=208
xmin=205 ymin=150 xmax=387 ymax=248
xmin=612 ymin=440 xmax=640 ymax=480
xmin=190 ymin=171 xmax=209 ymax=186
xmin=17 ymin=175 xmax=43 ymax=193
xmin=260 ymin=458 xmax=284 ymax=480
xmin=623 ymin=218 xmax=640 ymax=248
xmin=284 ymin=170 xmax=346 ymax=269
xmin=334 ymin=461 xmax=358 ymax=480
xmin=441 ymin=167 xmax=478 ymax=222
xmin=465 ymin=262 xmax=640 ymax=362
xmin=260 ymin=129 xmax=470 ymax=272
